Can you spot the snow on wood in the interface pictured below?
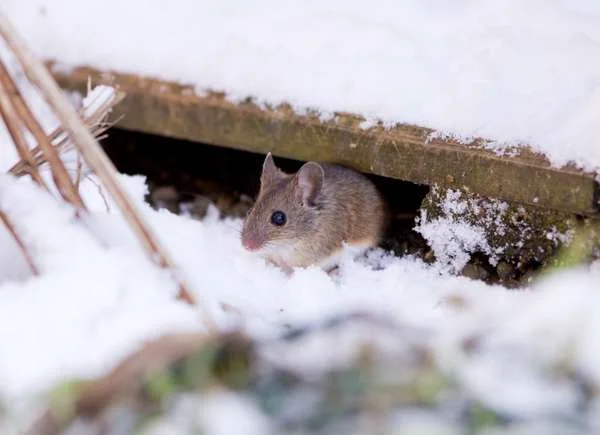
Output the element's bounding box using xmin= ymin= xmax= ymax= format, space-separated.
xmin=53 ymin=67 xmax=600 ymax=215
xmin=4 ymin=1 xmax=600 ymax=171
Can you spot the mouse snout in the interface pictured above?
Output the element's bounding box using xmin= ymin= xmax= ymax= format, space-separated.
xmin=241 ymin=231 xmax=263 ymax=251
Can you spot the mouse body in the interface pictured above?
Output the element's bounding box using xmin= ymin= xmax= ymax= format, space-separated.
xmin=241 ymin=153 xmax=387 ymax=272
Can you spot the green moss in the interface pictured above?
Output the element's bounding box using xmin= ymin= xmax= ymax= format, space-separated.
xmin=469 ymin=402 xmax=501 ymax=432
xmin=421 ymin=186 xmax=577 ymax=267
xmin=545 ymin=220 xmax=600 ymax=271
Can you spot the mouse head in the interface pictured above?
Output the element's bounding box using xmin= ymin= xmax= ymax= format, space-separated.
xmin=241 ymin=153 xmax=325 ymax=254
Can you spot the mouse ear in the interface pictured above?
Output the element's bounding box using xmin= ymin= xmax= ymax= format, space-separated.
xmin=261 ymin=152 xmax=284 ymax=187
xmin=295 ymin=162 xmax=324 ymax=206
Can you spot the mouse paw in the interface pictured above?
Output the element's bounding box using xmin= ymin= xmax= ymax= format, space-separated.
xmin=266 ymin=258 xmax=294 ymax=277
xmin=325 ymin=264 xmax=341 ymax=278
xmin=280 ymin=264 xmax=294 ymax=277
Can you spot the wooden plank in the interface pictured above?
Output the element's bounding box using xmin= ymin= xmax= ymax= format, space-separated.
xmin=51 ymin=64 xmax=599 ymax=216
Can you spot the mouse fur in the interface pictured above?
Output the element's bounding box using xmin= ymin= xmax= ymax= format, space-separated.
xmin=241 ymin=153 xmax=387 ymax=272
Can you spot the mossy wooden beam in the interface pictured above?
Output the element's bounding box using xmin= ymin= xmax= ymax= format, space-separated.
xmin=51 ymin=65 xmax=599 ymax=216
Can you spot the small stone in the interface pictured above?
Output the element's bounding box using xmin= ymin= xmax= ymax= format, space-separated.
xmin=503 ymin=247 xmax=519 ymax=257
xmin=216 ymin=196 xmax=233 ymax=213
xmin=229 ymin=196 xmax=253 ymax=219
xmin=229 ymin=204 xmax=248 ymax=219
xmin=496 ymin=261 xmax=514 ymax=280
xmin=520 ymin=270 xmax=538 ymax=286
xmin=150 ymin=186 xmax=178 ymax=213
xmin=191 ymin=195 xmax=212 ymax=219
xmin=461 ymin=263 xmax=489 ymax=281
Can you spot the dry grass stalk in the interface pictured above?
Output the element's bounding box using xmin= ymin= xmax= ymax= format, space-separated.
xmin=26 ymin=333 xmax=209 ymax=435
xmin=0 ymin=71 xmax=47 ymax=188
xmin=27 ymin=332 xmax=251 ymax=435
xmin=8 ymin=87 xmax=124 ymax=178
xmin=0 ymin=61 xmax=86 ymax=209
xmin=0 ymin=209 xmax=38 ymax=275
xmin=10 ymin=117 xmax=111 ymax=177
xmin=0 ymin=12 xmax=202 ymax=311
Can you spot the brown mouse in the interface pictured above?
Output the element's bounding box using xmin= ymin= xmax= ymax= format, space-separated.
xmin=241 ymin=153 xmax=387 ymax=273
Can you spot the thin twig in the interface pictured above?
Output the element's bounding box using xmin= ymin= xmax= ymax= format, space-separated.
xmin=0 ymin=12 xmax=204 ymax=313
xmin=84 ymin=174 xmax=111 ymax=213
xmin=0 ymin=60 xmax=86 ymax=209
xmin=0 ymin=209 xmax=38 ymax=275
xmin=0 ymin=73 xmax=47 ymax=187
xmin=74 ymin=152 xmax=83 ymax=189
xmin=26 ymin=332 xmax=214 ymax=435
xmin=10 ymin=122 xmax=101 ymax=176
xmin=8 ymin=91 xmax=124 ymax=177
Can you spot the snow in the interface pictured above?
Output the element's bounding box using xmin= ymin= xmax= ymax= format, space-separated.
xmin=0 ymin=175 xmax=201 ymax=399
xmin=1 ymin=2 xmax=600 ymax=433
xmin=416 ymin=187 xmax=573 ymax=272
xmin=3 ymin=1 xmax=600 ymax=171
xmin=417 ymin=211 xmax=490 ymax=273
xmin=130 ymin=392 xmax=274 ymax=435
xmin=0 ymin=38 xmax=58 ymax=171
xmin=2 ymin=170 xmax=600 ymax=428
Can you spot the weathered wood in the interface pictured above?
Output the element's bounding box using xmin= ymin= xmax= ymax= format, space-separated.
xmin=51 ymin=65 xmax=599 ymax=216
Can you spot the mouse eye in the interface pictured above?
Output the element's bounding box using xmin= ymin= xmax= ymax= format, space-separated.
xmin=270 ymin=210 xmax=287 ymax=226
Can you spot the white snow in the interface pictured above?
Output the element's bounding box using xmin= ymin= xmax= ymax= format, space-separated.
xmin=416 ymin=188 xmax=573 ymax=272
xmin=1 ymin=171 xmax=600 ymax=427
xmin=3 ymin=1 xmax=600 ymax=171
xmin=2 ymin=2 xmax=600 ymax=433
xmin=417 ymin=209 xmax=490 ymax=273
xmin=133 ymin=392 xmax=274 ymax=435
xmin=0 ymin=175 xmax=202 ymax=399
xmin=0 ymin=38 xmax=59 ymax=172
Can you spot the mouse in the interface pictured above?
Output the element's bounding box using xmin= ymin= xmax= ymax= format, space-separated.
xmin=241 ymin=153 xmax=387 ymax=274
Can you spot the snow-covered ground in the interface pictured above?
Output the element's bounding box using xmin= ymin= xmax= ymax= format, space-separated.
xmin=1 ymin=2 xmax=600 ymax=433
xmin=5 ymin=0 xmax=600 ymax=171
xmin=2 ymin=164 xmax=600 ymax=432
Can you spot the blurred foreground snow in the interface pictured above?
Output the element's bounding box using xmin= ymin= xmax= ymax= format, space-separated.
xmin=0 ymin=172 xmax=599 ymax=433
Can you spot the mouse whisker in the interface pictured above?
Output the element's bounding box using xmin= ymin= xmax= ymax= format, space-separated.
xmin=221 ymin=221 xmax=242 ymax=233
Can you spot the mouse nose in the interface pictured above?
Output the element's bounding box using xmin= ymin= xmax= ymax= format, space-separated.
xmin=241 ymin=233 xmax=262 ymax=251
